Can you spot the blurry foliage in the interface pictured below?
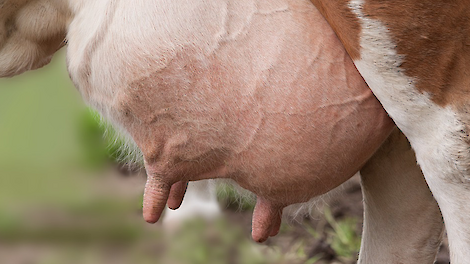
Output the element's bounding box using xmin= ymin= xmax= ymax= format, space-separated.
xmin=78 ymin=109 xmax=128 ymax=168
xmin=77 ymin=109 xmax=110 ymax=168
xmin=303 ymin=208 xmax=361 ymax=264
xmin=217 ymin=184 xmax=256 ymax=212
xmin=167 ymin=219 xmax=267 ymax=264
xmin=0 ymin=198 xmax=156 ymax=244
xmin=324 ymin=209 xmax=361 ymax=263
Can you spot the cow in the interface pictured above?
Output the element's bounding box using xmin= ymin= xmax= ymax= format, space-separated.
xmin=307 ymin=0 xmax=470 ymax=262
xmin=0 ymin=0 xmax=450 ymax=262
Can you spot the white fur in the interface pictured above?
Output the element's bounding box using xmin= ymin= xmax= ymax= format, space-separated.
xmin=1 ymin=0 xmax=466 ymax=262
xmin=359 ymin=129 xmax=443 ymax=263
xmin=350 ymin=0 xmax=470 ymax=262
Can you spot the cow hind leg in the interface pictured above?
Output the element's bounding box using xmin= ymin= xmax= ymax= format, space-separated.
xmin=410 ymin=113 xmax=470 ymax=263
xmin=359 ymin=128 xmax=444 ymax=263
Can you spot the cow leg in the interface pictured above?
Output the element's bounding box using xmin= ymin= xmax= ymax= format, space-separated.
xmin=411 ymin=124 xmax=470 ymax=263
xmin=359 ymin=128 xmax=444 ymax=263
xmin=162 ymin=180 xmax=221 ymax=229
xmin=343 ymin=1 xmax=470 ymax=261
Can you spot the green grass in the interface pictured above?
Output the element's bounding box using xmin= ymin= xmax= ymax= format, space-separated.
xmin=217 ymin=183 xmax=256 ymax=212
xmin=0 ymin=51 xmax=94 ymax=206
xmin=324 ymin=208 xmax=361 ymax=262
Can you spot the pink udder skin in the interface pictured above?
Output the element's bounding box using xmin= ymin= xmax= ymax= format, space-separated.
xmin=113 ymin=2 xmax=394 ymax=242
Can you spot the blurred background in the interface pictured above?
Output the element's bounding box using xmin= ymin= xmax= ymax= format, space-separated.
xmin=0 ymin=52 xmax=448 ymax=264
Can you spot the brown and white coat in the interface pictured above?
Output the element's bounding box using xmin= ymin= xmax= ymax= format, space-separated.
xmin=1 ymin=0 xmax=468 ymax=262
xmin=310 ymin=0 xmax=470 ymax=262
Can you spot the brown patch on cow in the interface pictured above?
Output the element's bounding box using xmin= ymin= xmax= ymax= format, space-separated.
xmin=310 ymin=0 xmax=362 ymax=60
xmin=38 ymin=32 xmax=66 ymax=55
xmin=362 ymin=0 xmax=470 ymax=107
xmin=0 ymin=0 xmax=28 ymax=48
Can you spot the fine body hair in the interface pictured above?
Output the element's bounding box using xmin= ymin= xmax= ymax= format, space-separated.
xmin=105 ymin=117 xmax=345 ymax=221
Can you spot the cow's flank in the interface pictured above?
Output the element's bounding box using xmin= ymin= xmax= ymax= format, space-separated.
xmin=312 ymin=0 xmax=470 ymax=108
xmin=361 ymin=0 xmax=470 ymax=107
xmin=311 ymin=0 xmax=470 ymax=262
xmin=310 ymin=0 xmax=361 ymax=60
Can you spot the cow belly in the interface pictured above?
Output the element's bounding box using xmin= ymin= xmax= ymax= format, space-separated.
xmin=66 ymin=0 xmax=394 ymax=233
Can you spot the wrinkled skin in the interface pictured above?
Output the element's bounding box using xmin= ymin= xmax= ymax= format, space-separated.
xmin=0 ymin=0 xmax=394 ymax=242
